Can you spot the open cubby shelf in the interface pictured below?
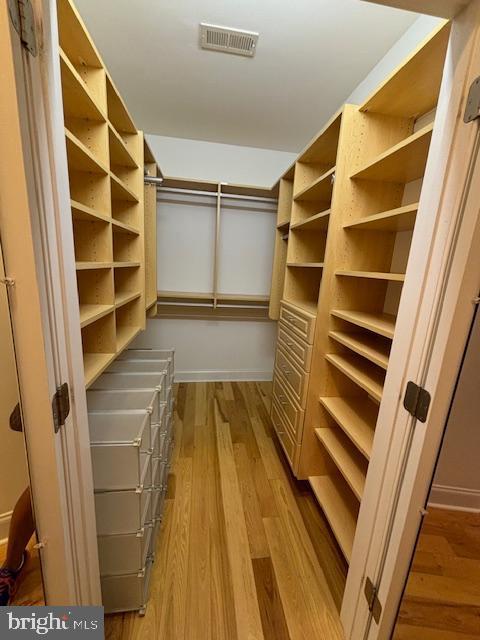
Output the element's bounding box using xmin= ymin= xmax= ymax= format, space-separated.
xmin=336 ymin=270 xmax=405 ymax=282
xmin=58 ymin=0 xmax=151 ymax=387
xmin=290 ymin=209 xmax=331 ymax=232
xmin=315 ymin=428 xmax=367 ymax=501
xmin=325 ymin=353 xmax=385 ymax=404
xmin=287 ymin=262 xmax=324 ymax=269
xmin=330 ymin=309 xmax=396 ymax=339
xmin=344 ymin=203 xmax=418 ymax=232
xmin=319 ymin=396 xmax=376 ymax=460
xmin=329 ymin=330 xmax=390 ymax=370
xmin=308 ymin=475 xmax=358 ymax=563
xmin=294 ymin=166 xmax=335 ymax=203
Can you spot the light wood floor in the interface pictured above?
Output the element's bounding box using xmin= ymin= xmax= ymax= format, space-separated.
xmin=0 ymin=537 xmax=45 ymax=605
xmin=393 ymin=507 xmax=480 ymax=639
xmin=105 ymin=381 xmax=347 ymax=640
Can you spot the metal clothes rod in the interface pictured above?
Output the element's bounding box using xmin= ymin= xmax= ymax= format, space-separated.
xmin=157 ymin=186 xmax=277 ymax=203
xmin=144 ymin=176 xmax=164 ymax=186
xmin=158 ymin=301 xmax=268 ymax=310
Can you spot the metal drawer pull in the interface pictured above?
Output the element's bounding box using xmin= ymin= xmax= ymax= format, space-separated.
xmin=286 ymin=340 xmax=294 ymax=346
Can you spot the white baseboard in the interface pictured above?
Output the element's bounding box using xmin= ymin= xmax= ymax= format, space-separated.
xmin=175 ymin=370 xmax=273 ymax=382
xmin=429 ymin=484 xmax=480 ymax=512
xmin=0 ymin=510 xmax=13 ymax=544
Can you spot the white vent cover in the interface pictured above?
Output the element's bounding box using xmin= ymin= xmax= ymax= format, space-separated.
xmin=199 ymin=23 xmax=259 ymax=57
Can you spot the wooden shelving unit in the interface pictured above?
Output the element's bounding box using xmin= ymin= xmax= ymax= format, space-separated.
xmin=268 ymin=22 xmax=450 ymax=566
xmin=57 ymin=0 xmax=151 ymax=387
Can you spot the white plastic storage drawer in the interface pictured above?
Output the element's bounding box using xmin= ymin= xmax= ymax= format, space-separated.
xmin=119 ymin=349 xmax=174 ymax=383
xmin=94 ymin=488 xmax=151 ymax=536
xmin=109 ymin=359 xmax=170 ymax=375
xmin=152 ymin=485 xmax=167 ymax=521
xmin=101 ymin=558 xmax=153 ymax=614
xmin=97 ymin=525 xmax=152 ymax=576
xmin=87 ymin=389 xmax=162 ymax=426
xmin=89 ymin=413 xmax=152 ymax=491
xmin=90 ymin=372 xmax=167 ymax=401
xmin=152 ymin=427 xmax=167 ymax=460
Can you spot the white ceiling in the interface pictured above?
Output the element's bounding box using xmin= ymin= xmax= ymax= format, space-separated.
xmin=74 ymin=0 xmax=418 ymax=152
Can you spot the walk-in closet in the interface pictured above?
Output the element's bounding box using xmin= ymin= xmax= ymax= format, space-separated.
xmin=1 ymin=0 xmax=480 ymax=638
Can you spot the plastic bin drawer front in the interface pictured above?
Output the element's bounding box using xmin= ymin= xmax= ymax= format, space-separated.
xmin=101 ymin=558 xmax=153 ymax=614
xmin=119 ymin=350 xmax=175 ymax=384
xmin=108 ymin=360 xmax=169 ymax=374
xmin=87 ymin=389 xmax=160 ymax=425
xmin=91 ymin=447 xmax=151 ymax=492
xmin=98 ymin=524 xmax=152 ymax=576
xmin=90 ymin=372 xmax=167 ymax=401
xmin=89 ymin=410 xmax=151 ymax=453
xmin=95 ymin=488 xmax=151 ymax=535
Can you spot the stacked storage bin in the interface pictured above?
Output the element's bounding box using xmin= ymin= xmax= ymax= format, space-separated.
xmin=87 ymin=348 xmax=175 ymax=615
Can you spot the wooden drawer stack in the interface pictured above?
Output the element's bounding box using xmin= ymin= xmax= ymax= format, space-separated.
xmin=271 ymin=300 xmax=316 ymax=471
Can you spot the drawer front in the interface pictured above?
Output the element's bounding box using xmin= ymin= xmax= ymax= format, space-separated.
xmin=271 ymin=400 xmax=296 ymax=466
xmin=272 ymin=372 xmax=305 ymax=440
xmin=95 ymin=489 xmax=151 ymax=536
xmin=279 ymin=302 xmax=316 ymax=344
xmin=275 ymin=347 xmax=308 ymax=405
xmin=277 ymin=322 xmax=313 ymax=371
xmin=101 ymin=558 xmax=153 ymax=614
xmin=98 ymin=525 xmax=152 ymax=576
xmin=90 ymin=447 xmax=151 ymax=492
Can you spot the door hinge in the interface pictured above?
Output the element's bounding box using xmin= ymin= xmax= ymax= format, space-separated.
xmin=403 ymin=381 xmax=431 ymax=423
xmin=52 ymin=383 xmax=70 ymax=433
xmin=8 ymin=0 xmax=38 ymax=57
xmin=464 ymin=76 xmax=480 ymax=123
xmin=364 ymin=576 xmax=382 ymax=624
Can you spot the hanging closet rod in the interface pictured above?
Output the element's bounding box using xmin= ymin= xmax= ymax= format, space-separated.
xmin=157 ymin=186 xmax=277 ymax=203
xmin=158 ymin=300 xmax=268 ymax=310
xmin=144 ymin=175 xmax=165 ymax=186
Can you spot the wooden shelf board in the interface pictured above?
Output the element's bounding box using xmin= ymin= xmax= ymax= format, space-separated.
xmin=298 ymin=110 xmax=342 ymax=165
xmin=319 ymin=396 xmax=376 ymax=460
xmin=108 ymin=125 xmax=138 ymax=169
xmin=79 ymin=304 xmax=114 ymax=328
xmin=294 ymin=167 xmax=335 ymax=202
xmin=308 ymin=475 xmax=357 ymax=563
xmin=344 ymin=203 xmax=419 ymax=232
xmin=116 ymin=325 xmax=142 ymax=353
xmin=59 ymin=49 xmax=106 ymax=122
xmin=146 ymin=299 xmax=157 ymax=311
xmin=287 ymin=262 xmax=325 ymax=269
xmin=110 ymin=173 xmax=139 ymax=203
xmin=115 ymin=291 xmax=141 ymax=309
xmin=277 ymin=221 xmax=290 ymax=230
xmin=111 ymin=219 xmax=140 ymax=235
xmin=76 ymin=261 xmax=113 ymax=271
xmin=155 ymin=304 xmax=271 ymax=322
xmin=359 ymin=22 xmax=450 ymax=118
xmin=336 ymin=270 xmax=405 ymax=282
xmin=113 ymin=261 xmax=141 ymax=268
xmin=291 ymin=209 xmax=331 ymax=232
xmin=84 ymin=352 xmax=116 ymax=388
xmin=71 ymin=200 xmax=111 ymax=224
xmin=351 ymin=123 xmax=433 ymax=183
xmin=65 ymin=129 xmax=109 ymax=175
xmin=331 ymin=309 xmax=396 ymax=340
xmin=329 ymin=330 xmax=390 ymax=370
xmin=221 ymin=182 xmax=277 ymax=199
xmin=283 ymin=297 xmax=318 ymax=316
xmin=106 ymin=75 xmax=137 ymax=135
xmin=217 ymin=293 xmax=270 ymax=303
xmin=325 ymin=353 xmax=384 ymax=403
xmin=157 ymin=290 xmax=214 ymax=301
xmin=315 ymin=428 xmax=366 ymax=501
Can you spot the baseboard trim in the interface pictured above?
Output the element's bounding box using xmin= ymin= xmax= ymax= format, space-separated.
xmin=175 ymin=370 xmax=273 ymax=382
xmin=429 ymin=484 xmax=480 ymax=512
xmin=0 ymin=510 xmax=13 ymax=544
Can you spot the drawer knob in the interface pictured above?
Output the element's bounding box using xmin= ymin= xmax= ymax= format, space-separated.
xmin=286 ymin=341 xmax=294 ymax=346
xmin=280 ymin=400 xmax=288 ymax=406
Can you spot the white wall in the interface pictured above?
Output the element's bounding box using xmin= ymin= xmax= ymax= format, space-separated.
xmin=146 ymin=135 xmax=296 ymax=187
xmin=429 ymin=310 xmax=480 ymax=512
xmin=135 ymin=15 xmax=447 ymax=382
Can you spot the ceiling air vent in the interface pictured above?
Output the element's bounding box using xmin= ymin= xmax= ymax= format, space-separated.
xmin=199 ymin=23 xmax=259 ymax=57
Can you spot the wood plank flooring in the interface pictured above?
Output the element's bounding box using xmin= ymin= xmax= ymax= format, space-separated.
xmin=0 ymin=537 xmax=45 ymax=605
xmin=393 ymin=507 xmax=480 ymax=639
xmin=105 ymin=381 xmax=347 ymax=640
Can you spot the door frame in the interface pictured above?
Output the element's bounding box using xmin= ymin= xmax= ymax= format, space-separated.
xmin=0 ymin=0 xmax=101 ymax=604
xmin=342 ymin=1 xmax=480 ymax=637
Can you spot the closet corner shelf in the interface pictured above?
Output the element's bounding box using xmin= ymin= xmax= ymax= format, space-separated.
xmin=314 ymin=428 xmax=366 ymax=501
xmin=308 ymin=475 xmax=356 ymax=563
xmin=65 ymin=129 xmax=109 ymax=175
xmin=59 ymin=49 xmax=106 ymax=122
xmin=325 ymin=353 xmax=384 ymax=403
xmin=287 ymin=262 xmax=324 ymax=269
xmin=84 ymin=352 xmax=116 ymax=389
xmin=76 ymin=261 xmax=113 ymax=271
xmin=335 ymin=270 xmax=405 ymax=283
xmin=113 ymin=261 xmax=141 ymax=269
xmin=115 ymin=291 xmax=141 ymax=309
xmin=344 ymin=203 xmax=419 ymax=232
xmin=329 ymin=330 xmax=390 ymax=370
xmin=330 ymin=309 xmax=396 ymax=340
xmin=290 ymin=209 xmax=331 ymax=232
xmin=319 ymin=396 xmax=375 ymax=460
xmin=110 ymin=173 xmax=139 ymax=203
xmin=71 ymin=200 xmax=111 ymax=224
xmin=108 ymin=124 xmax=138 ymax=169
xmin=294 ymin=167 xmax=335 ymax=202
xmin=79 ymin=304 xmax=114 ymax=328
xmin=116 ymin=325 xmax=141 ymax=353
xmin=111 ymin=219 xmax=140 ymax=235
xmin=351 ymin=123 xmax=434 ymax=183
